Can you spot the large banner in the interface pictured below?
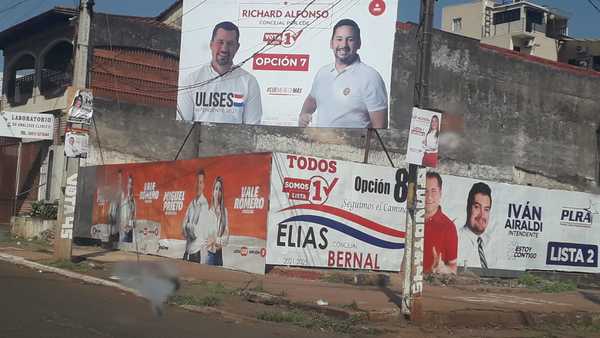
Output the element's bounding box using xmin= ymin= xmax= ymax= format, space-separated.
xmin=267 ymin=153 xmax=407 ymax=271
xmin=424 ymin=171 xmax=600 ymax=274
xmin=177 ymin=0 xmax=398 ymax=129
xmin=89 ymin=154 xmax=271 ymax=274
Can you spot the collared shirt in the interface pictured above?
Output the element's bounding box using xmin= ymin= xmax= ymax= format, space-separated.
xmin=181 ymin=195 xmax=217 ymax=258
xmin=458 ymin=224 xmax=496 ymax=269
xmin=424 ymin=207 xmax=458 ymax=273
xmin=309 ymin=58 xmax=388 ymax=128
xmin=178 ymin=64 xmax=262 ymax=124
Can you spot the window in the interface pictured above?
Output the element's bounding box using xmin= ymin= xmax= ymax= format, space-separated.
xmin=493 ymin=9 xmax=521 ymax=25
xmin=452 ymin=17 xmax=462 ymax=32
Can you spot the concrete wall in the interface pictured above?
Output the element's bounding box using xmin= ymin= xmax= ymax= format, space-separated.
xmin=188 ymin=24 xmax=600 ymax=192
xmin=86 ymin=97 xmax=199 ymax=165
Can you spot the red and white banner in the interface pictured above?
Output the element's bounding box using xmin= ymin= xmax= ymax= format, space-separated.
xmin=267 ymin=153 xmax=408 ymax=271
xmin=177 ymin=0 xmax=398 ymax=129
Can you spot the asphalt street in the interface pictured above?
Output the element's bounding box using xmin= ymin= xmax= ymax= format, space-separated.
xmin=0 ymin=260 xmax=343 ymax=338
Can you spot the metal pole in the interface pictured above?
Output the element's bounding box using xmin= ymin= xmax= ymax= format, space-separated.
xmin=55 ymin=0 xmax=93 ymax=260
xmin=401 ymin=0 xmax=435 ymax=321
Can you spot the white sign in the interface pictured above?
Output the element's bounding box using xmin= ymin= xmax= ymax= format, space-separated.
xmin=425 ymin=172 xmax=600 ymax=274
xmin=177 ymin=0 xmax=398 ymax=129
xmin=68 ymin=89 xmax=93 ymax=124
xmin=266 ymin=153 xmax=408 ymax=271
xmin=0 ymin=111 xmax=54 ymax=140
xmin=65 ymin=132 xmax=89 ymax=158
xmin=406 ymin=107 xmax=441 ymax=167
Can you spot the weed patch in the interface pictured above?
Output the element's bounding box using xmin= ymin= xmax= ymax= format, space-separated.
xmin=518 ymin=273 xmax=577 ymax=293
xmin=46 ymin=260 xmax=94 ymax=273
xmin=170 ymin=294 xmax=222 ymax=307
xmin=257 ymin=308 xmax=378 ymax=335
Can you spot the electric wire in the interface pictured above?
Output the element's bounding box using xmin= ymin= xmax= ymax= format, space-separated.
xmin=588 ymin=0 xmax=600 ymax=13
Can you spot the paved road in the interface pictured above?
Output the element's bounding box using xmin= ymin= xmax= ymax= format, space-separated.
xmin=0 ymin=261 xmax=345 ymax=338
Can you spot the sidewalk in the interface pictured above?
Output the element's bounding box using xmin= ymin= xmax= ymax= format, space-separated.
xmin=2 ymin=241 xmax=600 ymax=336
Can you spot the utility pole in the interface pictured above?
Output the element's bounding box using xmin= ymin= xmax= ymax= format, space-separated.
xmin=55 ymin=0 xmax=93 ymax=260
xmin=401 ymin=0 xmax=435 ymax=321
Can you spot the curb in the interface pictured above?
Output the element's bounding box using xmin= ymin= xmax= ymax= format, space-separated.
xmin=0 ymin=252 xmax=141 ymax=297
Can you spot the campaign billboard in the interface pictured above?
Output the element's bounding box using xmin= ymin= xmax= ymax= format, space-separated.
xmin=89 ymin=153 xmax=271 ymax=274
xmin=423 ymin=172 xmax=600 ymax=274
xmin=266 ymin=153 xmax=408 ymax=271
xmin=406 ymin=107 xmax=441 ymax=167
xmin=65 ymin=132 xmax=89 ymax=158
xmin=177 ymin=0 xmax=398 ymax=129
xmin=67 ymin=89 xmax=93 ymax=125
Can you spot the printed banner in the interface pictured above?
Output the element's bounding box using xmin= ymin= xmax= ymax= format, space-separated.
xmin=68 ymin=89 xmax=93 ymax=124
xmin=177 ymin=0 xmax=398 ymax=129
xmin=0 ymin=111 xmax=54 ymax=140
xmin=65 ymin=132 xmax=89 ymax=158
xmin=424 ymin=171 xmax=600 ymax=274
xmin=267 ymin=153 xmax=408 ymax=271
xmin=89 ymin=153 xmax=271 ymax=274
xmin=406 ymin=107 xmax=441 ymax=167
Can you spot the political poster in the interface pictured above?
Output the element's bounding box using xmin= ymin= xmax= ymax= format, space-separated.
xmin=68 ymin=89 xmax=93 ymax=124
xmin=266 ymin=153 xmax=408 ymax=271
xmin=0 ymin=111 xmax=54 ymax=140
xmin=423 ymin=171 xmax=600 ymax=274
xmin=64 ymin=132 xmax=89 ymax=158
xmin=406 ymin=107 xmax=442 ymax=167
xmin=89 ymin=153 xmax=271 ymax=274
xmin=177 ymin=0 xmax=398 ymax=129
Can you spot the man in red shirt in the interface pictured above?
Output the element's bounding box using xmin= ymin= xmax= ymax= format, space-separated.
xmin=424 ymin=172 xmax=458 ymax=274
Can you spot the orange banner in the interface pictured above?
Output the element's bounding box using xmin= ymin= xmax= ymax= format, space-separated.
xmin=90 ymin=153 xmax=271 ymax=272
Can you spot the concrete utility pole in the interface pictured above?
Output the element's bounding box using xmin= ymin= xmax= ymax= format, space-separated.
xmin=401 ymin=0 xmax=435 ymax=321
xmin=55 ymin=0 xmax=93 ymax=260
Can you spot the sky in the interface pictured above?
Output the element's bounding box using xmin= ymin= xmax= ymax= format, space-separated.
xmin=0 ymin=0 xmax=598 ymax=70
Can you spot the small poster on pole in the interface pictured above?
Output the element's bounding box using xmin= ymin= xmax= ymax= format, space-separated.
xmin=68 ymin=89 xmax=93 ymax=124
xmin=65 ymin=132 xmax=89 ymax=158
xmin=406 ymin=107 xmax=442 ymax=168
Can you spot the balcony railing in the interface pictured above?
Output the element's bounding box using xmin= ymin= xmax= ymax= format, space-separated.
xmin=9 ymin=74 xmax=35 ymax=105
xmin=40 ymin=69 xmax=71 ymax=97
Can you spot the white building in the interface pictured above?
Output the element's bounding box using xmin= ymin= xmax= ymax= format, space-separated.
xmin=442 ymin=0 xmax=569 ymax=61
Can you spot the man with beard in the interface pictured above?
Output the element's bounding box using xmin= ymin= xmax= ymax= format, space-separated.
xmin=459 ymin=182 xmax=494 ymax=270
xmin=298 ymin=19 xmax=388 ymax=128
xmin=178 ymin=21 xmax=262 ymax=124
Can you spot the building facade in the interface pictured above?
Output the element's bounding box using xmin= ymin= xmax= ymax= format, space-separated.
xmin=441 ymin=0 xmax=568 ymax=61
xmin=0 ymin=5 xmax=197 ymax=223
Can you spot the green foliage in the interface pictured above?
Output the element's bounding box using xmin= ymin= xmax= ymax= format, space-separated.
xmin=256 ymin=309 xmax=378 ymax=335
xmin=46 ymin=260 xmax=93 ymax=273
xmin=169 ymin=294 xmax=222 ymax=307
xmin=518 ymin=273 xmax=577 ymax=293
xmin=30 ymin=201 xmax=58 ymax=219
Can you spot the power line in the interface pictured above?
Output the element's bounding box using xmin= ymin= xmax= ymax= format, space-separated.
xmin=0 ymin=0 xmax=34 ymax=16
xmin=588 ymin=0 xmax=600 ymax=13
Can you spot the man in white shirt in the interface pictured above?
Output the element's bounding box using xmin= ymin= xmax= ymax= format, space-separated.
xmin=181 ymin=169 xmax=216 ymax=263
xmin=298 ymin=19 xmax=388 ymax=128
xmin=65 ymin=136 xmax=79 ymax=158
xmin=178 ymin=21 xmax=262 ymax=124
xmin=458 ymin=182 xmax=495 ymax=270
